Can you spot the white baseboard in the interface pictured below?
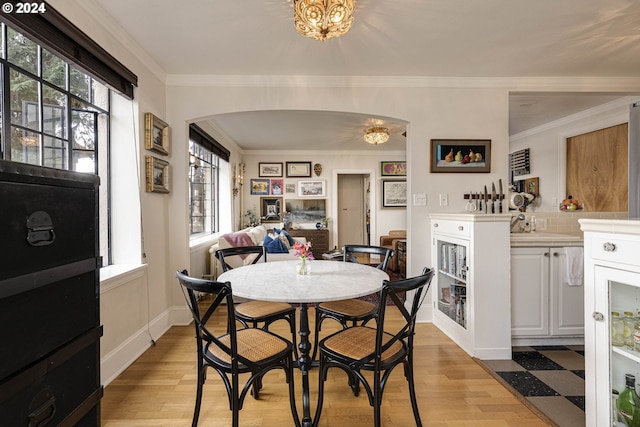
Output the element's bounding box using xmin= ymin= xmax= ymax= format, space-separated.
xmin=474 ymin=347 xmax=512 ymax=360
xmin=512 ymin=336 xmax=585 ymax=347
xmin=100 ymin=305 xmax=192 ymax=386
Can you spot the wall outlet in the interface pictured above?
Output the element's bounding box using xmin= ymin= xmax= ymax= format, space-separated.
xmin=439 ymin=194 xmax=448 ymax=206
xmin=413 ymin=193 xmax=427 ymax=206
xmin=536 ymin=218 xmax=548 ymax=230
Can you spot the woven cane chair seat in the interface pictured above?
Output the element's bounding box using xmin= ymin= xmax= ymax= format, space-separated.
xmin=322 ymin=326 xmax=404 ymax=363
xmin=208 ymin=328 xmax=290 ymax=366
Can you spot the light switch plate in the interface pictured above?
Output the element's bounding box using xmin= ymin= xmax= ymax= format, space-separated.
xmin=439 ymin=194 xmax=448 ymax=206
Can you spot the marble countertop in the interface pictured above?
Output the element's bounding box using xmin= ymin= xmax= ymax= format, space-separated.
xmin=217 ymin=260 xmax=389 ymax=303
xmin=510 ymin=232 xmax=583 ymax=247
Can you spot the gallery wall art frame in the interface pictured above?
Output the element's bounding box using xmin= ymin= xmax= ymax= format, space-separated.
xmin=145 ymin=155 xmax=170 ymax=193
xmin=298 ymin=180 xmax=326 ymax=197
xmin=381 ymin=161 xmax=407 ymax=176
xmin=144 ymin=112 xmax=170 ymax=155
xmin=285 ymin=199 xmax=326 ymax=223
xmin=286 ymin=161 xmax=312 ymax=177
xmin=258 ymin=162 xmax=283 ymax=177
xmin=270 ymin=179 xmax=284 ymax=195
xmin=382 ymin=180 xmax=407 ymax=207
xmin=430 ymin=139 xmax=491 ymax=173
xmin=250 ymin=178 xmax=270 ymax=195
xmin=260 ymin=197 xmax=283 ymax=222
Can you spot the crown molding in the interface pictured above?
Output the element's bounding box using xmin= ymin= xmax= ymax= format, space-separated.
xmin=166 ymin=74 xmax=640 ymax=90
xmin=243 ymin=149 xmax=407 ymax=156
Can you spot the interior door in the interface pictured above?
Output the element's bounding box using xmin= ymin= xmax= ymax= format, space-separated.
xmin=337 ymin=174 xmax=365 ymax=248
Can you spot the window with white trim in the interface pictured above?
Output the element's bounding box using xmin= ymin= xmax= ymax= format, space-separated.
xmin=189 ymin=125 xmax=230 ymax=239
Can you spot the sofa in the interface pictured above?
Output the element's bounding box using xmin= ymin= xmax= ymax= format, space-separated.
xmin=379 ymin=229 xmax=406 ymax=272
xmin=208 ymin=224 xmax=306 ymax=279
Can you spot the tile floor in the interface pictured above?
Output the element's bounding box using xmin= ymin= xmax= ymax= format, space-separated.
xmin=481 ymin=345 xmax=585 ymax=427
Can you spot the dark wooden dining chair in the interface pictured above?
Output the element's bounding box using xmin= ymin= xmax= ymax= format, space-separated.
xmin=312 ymin=267 xmax=434 ymax=427
xmin=176 ymin=270 xmax=301 ymax=427
xmin=312 ymin=244 xmax=394 ymax=360
xmin=215 ymin=246 xmax=298 ymax=360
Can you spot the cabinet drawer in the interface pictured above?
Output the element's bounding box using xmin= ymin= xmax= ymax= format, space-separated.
xmin=0 ymin=163 xmax=99 ymax=282
xmin=588 ymin=235 xmax=640 ymax=266
xmin=432 ymin=220 xmax=471 ymax=238
xmin=0 ymin=271 xmax=99 ymax=381
xmin=0 ymin=328 xmax=101 ymax=426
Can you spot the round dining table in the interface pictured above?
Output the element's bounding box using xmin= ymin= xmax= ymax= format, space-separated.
xmin=218 ymin=259 xmax=389 ymax=427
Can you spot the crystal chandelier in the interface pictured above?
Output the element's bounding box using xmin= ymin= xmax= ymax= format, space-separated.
xmin=364 ymin=126 xmax=389 ymax=145
xmin=294 ymin=0 xmax=356 ymax=41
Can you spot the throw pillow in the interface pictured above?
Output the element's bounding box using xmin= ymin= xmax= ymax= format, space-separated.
xmin=263 ymin=234 xmax=289 ymax=254
xmin=276 ymin=232 xmax=291 ymax=249
xmin=274 ymin=227 xmax=295 ymax=247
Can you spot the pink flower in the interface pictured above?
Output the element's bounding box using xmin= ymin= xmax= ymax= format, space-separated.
xmin=293 ymin=241 xmax=314 ymax=260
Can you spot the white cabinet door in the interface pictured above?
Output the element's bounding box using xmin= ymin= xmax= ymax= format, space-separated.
xmin=511 ymin=247 xmax=549 ymax=336
xmin=550 ymin=248 xmax=585 ymax=336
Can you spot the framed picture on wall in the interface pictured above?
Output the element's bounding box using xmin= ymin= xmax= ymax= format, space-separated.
xmin=144 ymin=112 xmax=170 ymax=155
xmin=382 ymin=180 xmax=407 ymax=207
xmin=145 ymin=155 xmax=170 ymax=193
xmin=298 ymin=180 xmax=326 ymax=197
xmin=430 ymin=139 xmax=491 ymax=173
xmin=381 ymin=161 xmax=407 ymax=176
xmin=285 ymin=199 xmax=326 ymax=223
xmin=258 ymin=162 xmax=283 ymax=177
xmin=286 ymin=161 xmax=312 ymax=177
xmin=270 ymin=179 xmax=284 ymax=195
xmin=260 ymin=197 xmax=282 ymax=222
xmin=250 ymin=178 xmax=270 ymax=195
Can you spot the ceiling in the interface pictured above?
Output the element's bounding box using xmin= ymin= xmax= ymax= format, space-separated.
xmin=90 ymin=0 xmax=640 ymax=150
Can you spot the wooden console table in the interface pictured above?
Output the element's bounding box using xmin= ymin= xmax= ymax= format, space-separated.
xmin=288 ymin=229 xmax=329 ymax=259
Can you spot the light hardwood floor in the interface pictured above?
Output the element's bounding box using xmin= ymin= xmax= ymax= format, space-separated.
xmin=101 ymin=304 xmax=548 ymax=426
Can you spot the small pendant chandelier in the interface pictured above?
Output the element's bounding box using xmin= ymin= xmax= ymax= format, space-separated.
xmin=294 ymin=0 xmax=356 ymax=42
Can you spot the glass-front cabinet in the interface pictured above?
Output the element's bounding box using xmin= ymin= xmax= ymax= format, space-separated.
xmin=430 ymin=214 xmax=511 ymax=360
xmin=581 ymin=219 xmax=640 ymax=427
xmin=435 ymin=238 xmax=468 ymax=328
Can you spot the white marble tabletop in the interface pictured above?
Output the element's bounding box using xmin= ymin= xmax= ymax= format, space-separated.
xmin=217 ymin=260 xmax=389 ymax=303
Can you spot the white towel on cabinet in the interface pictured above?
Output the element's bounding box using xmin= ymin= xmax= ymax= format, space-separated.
xmin=565 ymin=246 xmax=584 ymax=286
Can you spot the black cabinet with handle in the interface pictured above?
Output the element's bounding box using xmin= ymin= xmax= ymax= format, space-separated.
xmin=0 ymin=160 xmax=102 ymax=425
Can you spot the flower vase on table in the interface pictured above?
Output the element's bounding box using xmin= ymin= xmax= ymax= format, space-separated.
xmin=296 ymin=257 xmax=311 ymax=275
xmin=294 ymin=241 xmax=314 ymax=276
